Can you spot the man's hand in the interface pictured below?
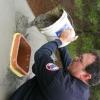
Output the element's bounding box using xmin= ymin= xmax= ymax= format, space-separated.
xmin=59 ymin=29 xmax=78 ymax=45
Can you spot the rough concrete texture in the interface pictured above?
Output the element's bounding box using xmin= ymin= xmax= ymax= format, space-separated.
xmin=15 ymin=11 xmax=48 ymax=78
xmin=0 ymin=11 xmax=31 ymax=100
xmin=14 ymin=0 xmax=35 ymax=22
xmin=26 ymin=26 xmax=48 ymax=78
xmin=15 ymin=12 xmax=28 ymax=36
xmin=0 ymin=0 xmax=17 ymax=99
xmin=29 ymin=6 xmax=62 ymax=29
xmin=0 ymin=0 xmax=47 ymax=99
xmin=7 ymin=11 xmax=47 ymax=100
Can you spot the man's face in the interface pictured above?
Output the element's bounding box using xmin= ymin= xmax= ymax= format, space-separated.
xmin=68 ymin=53 xmax=96 ymax=75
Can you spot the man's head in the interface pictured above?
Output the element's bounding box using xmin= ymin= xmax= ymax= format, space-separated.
xmin=68 ymin=51 xmax=100 ymax=86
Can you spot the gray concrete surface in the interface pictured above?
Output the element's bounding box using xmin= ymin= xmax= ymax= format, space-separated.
xmin=0 ymin=0 xmax=16 ymax=99
xmin=26 ymin=26 xmax=47 ymax=78
xmin=0 ymin=0 xmax=47 ymax=99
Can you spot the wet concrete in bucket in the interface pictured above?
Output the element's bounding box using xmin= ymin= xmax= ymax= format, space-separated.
xmin=32 ymin=7 xmax=63 ymax=29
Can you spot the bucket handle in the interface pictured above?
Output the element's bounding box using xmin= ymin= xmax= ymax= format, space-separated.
xmin=67 ymin=12 xmax=75 ymax=29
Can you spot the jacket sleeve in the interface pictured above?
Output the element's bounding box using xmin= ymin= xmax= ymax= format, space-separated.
xmin=58 ymin=47 xmax=72 ymax=73
xmin=32 ymin=39 xmax=63 ymax=86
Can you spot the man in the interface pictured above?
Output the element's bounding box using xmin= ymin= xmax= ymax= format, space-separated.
xmin=10 ymin=30 xmax=100 ymax=100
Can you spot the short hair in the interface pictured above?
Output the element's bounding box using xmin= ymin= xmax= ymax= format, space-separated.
xmin=85 ymin=50 xmax=100 ymax=86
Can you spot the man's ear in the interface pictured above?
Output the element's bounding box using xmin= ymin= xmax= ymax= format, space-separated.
xmin=80 ymin=72 xmax=91 ymax=81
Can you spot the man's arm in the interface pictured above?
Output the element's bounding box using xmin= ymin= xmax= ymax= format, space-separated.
xmin=32 ymin=29 xmax=77 ymax=86
xmin=32 ymin=39 xmax=63 ymax=86
xmin=35 ymin=39 xmax=62 ymax=57
xmin=58 ymin=47 xmax=72 ymax=72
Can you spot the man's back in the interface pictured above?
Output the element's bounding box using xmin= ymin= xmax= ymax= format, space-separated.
xmin=10 ymin=76 xmax=45 ymax=100
xmin=10 ymin=72 xmax=89 ymax=100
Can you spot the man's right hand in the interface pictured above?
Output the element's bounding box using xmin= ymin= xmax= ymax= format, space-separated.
xmin=59 ymin=29 xmax=78 ymax=45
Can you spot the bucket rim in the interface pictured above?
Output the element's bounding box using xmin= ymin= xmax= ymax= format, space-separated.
xmin=39 ymin=9 xmax=68 ymax=31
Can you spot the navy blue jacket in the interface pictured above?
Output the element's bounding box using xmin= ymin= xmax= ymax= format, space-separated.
xmin=10 ymin=39 xmax=90 ymax=100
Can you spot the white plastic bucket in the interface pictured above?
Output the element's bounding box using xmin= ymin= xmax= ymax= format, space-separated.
xmin=35 ymin=9 xmax=78 ymax=47
xmin=39 ymin=9 xmax=75 ymax=40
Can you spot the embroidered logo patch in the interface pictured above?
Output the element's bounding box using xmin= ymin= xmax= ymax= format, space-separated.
xmin=46 ymin=63 xmax=59 ymax=71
